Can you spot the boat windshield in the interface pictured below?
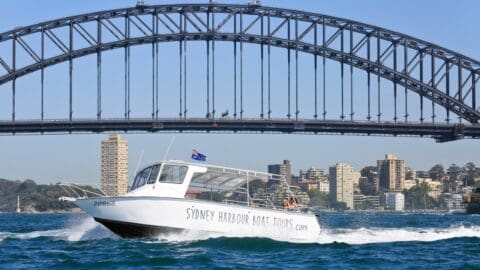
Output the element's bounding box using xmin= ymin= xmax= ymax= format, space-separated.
xmin=186 ymin=166 xmax=301 ymax=211
xmin=131 ymin=164 xmax=161 ymax=190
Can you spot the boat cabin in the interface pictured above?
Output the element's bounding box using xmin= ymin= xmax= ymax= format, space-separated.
xmin=127 ymin=160 xmax=301 ymax=211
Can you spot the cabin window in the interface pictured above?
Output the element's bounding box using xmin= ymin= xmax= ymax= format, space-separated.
xmin=159 ymin=164 xmax=188 ymax=184
xmin=131 ymin=171 xmax=143 ymax=190
xmin=131 ymin=167 xmax=152 ymax=190
xmin=139 ymin=167 xmax=152 ymax=188
xmin=147 ymin=165 xmax=160 ymax=184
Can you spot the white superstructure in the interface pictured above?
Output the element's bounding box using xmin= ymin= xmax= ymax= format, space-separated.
xmin=68 ymin=160 xmax=321 ymax=242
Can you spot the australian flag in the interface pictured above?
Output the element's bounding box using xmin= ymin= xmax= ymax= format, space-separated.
xmin=191 ymin=149 xmax=206 ymax=162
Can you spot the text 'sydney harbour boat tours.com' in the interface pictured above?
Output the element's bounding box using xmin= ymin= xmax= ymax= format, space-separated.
xmin=61 ymin=160 xmax=321 ymax=241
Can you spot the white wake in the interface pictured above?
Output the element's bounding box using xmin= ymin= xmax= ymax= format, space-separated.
xmin=149 ymin=224 xmax=480 ymax=244
xmin=0 ymin=218 xmax=478 ymax=245
xmin=150 ymin=230 xmax=225 ymax=243
xmin=150 ymin=225 xmax=480 ymax=245
xmin=316 ymin=224 xmax=480 ymax=245
xmin=0 ymin=216 xmax=116 ymax=242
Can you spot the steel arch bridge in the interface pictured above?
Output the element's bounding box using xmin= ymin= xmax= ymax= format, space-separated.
xmin=0 ymin=2 xmax=479 ymax=141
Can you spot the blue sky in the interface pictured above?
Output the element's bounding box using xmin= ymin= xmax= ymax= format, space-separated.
xmin=0 ymin=0 xmax=479 ymax=185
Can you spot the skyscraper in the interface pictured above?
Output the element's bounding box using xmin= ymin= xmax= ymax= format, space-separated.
xmin=268 ymin=160 xmax=292 ymax=185
xmin=329 ymin=163 xmax=358 ymax=209
xmin=101 ymin=134 xmax=128 ymax=196
xmin=377 ymin=154 xmax=405 ymax=191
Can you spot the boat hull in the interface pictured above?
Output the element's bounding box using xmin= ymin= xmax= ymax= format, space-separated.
xmin=94 ymin=218 xmax=185 ymax=238
xmin=75 ymin=196 xmax=320 ymax=241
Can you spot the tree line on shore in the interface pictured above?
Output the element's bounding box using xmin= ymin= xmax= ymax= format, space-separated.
xmin=0 ymin=178 xmax=99 ymax=213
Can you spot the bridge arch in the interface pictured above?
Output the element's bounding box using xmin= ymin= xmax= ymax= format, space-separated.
xmin=0 ymin=3 xmax=479 ymax=139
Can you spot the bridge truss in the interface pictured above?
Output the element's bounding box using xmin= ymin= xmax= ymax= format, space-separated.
xmin=0 ymin=3 xmax=479 ymax=141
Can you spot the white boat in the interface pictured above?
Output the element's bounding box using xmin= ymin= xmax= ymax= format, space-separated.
xmin=62 ymin=160 xmax=320 ymax=241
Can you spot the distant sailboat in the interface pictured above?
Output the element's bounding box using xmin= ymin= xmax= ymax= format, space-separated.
xmin=16 ymin=195 xmax=21 ymax=213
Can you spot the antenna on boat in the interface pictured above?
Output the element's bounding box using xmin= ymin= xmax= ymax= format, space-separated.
xmin=163 ymin=136 xmax=176 ymax=161
xmin=134 ymin=150 xmax=145 ymax=175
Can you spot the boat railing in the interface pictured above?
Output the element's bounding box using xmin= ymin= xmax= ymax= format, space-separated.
xmin=222 ymin=199 xmax=249 ymax=206
xmin=58 ymin=183 xmax=106 ymax=201
xmin=185 ymin=163 xmax=311 ymax=213
xmin=222 ymin=198 xmax=273 ymax=209
xmin=219 ymin=198 xmax=308 ymax=213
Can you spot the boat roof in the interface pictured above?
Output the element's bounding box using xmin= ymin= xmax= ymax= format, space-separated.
xmin=163 ymin=160 xmax=271 ymax=174
xmin=147 ymin=160 xmax=287 ymax=191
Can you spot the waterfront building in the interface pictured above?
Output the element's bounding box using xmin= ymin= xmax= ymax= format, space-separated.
xmin=101 ymin=134 xmax=128 ymax=196
xmin=268 ymin=160 xmax=292 ymax=185
xmin=359 ymin=176 xmax=381 ymax=195
xmin=385 ymin=192 xmax=405 ymax=211
xmin=360 ymin=166 xmax=379 ymax=193
xmin=353 ymin=194 xmax=381 ymax=210
xmin=291 ymin=175 xmax=302 ymax=186
xmin=416 ymin=178 xmax=443 ymax=199
xmin=377 ymin=154 xmax=405 ymax=191
xmin=329 ymin=163 xmax=358 ymax=209
xmin=299 ymin=178 xmax=329 ymax=195
xmin=305 ymin=167 xmax=324 ymax=181
xmin=319 ymin=179 xmax=329 ymax=194
xmin=299 ymin=170 xmax=307 ymax=181
xmin=442 ymin=193 xmax=464 ymax=209
xmin=299 ymin=180 xmax=318 ymax=192
xmin=404 ymin=179 xmax=417 ymax=190
xmin=352 ymin=171 xmax=361 ymax=186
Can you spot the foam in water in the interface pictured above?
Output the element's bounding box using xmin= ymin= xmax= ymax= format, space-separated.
xmin=317 ymin=224 xmax=480 ymax=245
xmin=65 ymin=217 xmax=117 ymax=241
xmin=1 ymin=219 xmax=478 ymax=245
xmin=150 ymin=224 xmax=480 ymax=245
xmin=150 ymin=230 xmax=224 ymax=243
xmin=0 ymin=216 xmax=116 ymax=242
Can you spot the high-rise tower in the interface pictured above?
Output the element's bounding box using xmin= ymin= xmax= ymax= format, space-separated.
xmin=101 ymin=134 xmax=128 ymax=196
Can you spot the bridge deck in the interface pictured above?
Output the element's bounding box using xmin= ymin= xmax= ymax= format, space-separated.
xmin=1 ymin=118 xmax=478 ymax=142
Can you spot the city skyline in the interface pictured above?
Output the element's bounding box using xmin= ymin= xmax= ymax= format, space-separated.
xmin=0 ymin=0 xmax=479 ymax=185
xmin=1 ymin=133 xmax=478 ymax=185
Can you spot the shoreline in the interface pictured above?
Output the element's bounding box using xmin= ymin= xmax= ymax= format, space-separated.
xmin=1 ymin=208 xmax=467 ymax=215
xmin=1 ymin=208 xmax=84 ymax=215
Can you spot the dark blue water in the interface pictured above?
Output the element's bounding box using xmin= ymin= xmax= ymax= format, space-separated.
xmin=0 ymin=212 xmax=479 ymax=269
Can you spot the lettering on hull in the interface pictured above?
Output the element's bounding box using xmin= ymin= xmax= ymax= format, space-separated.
xmin=185 ymin=205 xmax=308 ymax=232
xmin=93 ymin=200 xmax=115 ymax=207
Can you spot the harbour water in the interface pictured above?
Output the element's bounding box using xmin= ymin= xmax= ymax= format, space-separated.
xmin=0 ymin=212 xmax=479 ymax=269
